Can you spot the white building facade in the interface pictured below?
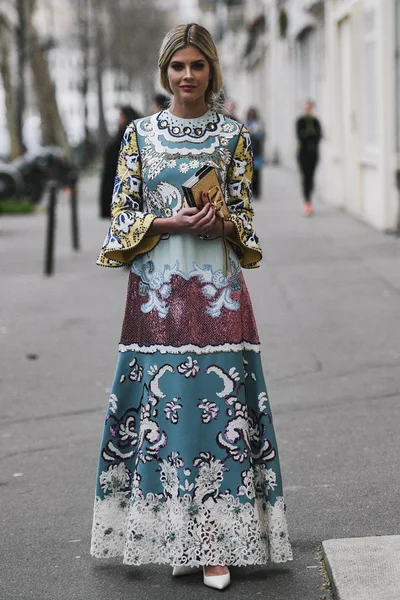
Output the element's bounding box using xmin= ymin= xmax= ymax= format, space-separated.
xmin=195 ymin=0 xmax=400 ymax=232
xmin=324 ymin=0 xmax=399 ymax=231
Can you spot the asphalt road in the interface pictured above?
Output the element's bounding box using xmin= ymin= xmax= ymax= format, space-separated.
xmin=1 ymin=168 xmax=399 ymax=600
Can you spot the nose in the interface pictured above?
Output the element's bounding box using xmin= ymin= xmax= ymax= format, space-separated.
xmin=183 ymin=66 xmax=194 ymax=80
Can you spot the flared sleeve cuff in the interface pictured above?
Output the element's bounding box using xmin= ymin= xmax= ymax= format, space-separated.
xmin=226 ymin=215 xmax=262 ymax=269
xmin=226 ymin=124 xmax=263 ymax=269
xmin=96 ymin=212 xmax=160 ymax=267
xmin=96 ymin=120 xmax=161 ymax=268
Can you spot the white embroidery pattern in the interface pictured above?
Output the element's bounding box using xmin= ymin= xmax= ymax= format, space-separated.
xmin=131 ymin=259 xmax=243 ymax=319
xmin=137 ymin=110 xmax=241 ymax=157
xmin=91 ymin=493 xmax=292 ymax=565
xmin=118 ymin=341 xmax=261 ymax=355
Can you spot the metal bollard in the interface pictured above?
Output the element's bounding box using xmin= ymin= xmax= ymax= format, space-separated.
xmin=396 ymin=169 xmax=400 ymax=235
xmin=44 ymin=183 xmax=58 ymax=276
xmin=70 ymin=181 xmax=80 ymax=250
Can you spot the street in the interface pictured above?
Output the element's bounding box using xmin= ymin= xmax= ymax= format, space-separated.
xmin=1 ymin=168 xmax=400 ymax=600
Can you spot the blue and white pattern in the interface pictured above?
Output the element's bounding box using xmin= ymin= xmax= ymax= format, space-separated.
xmin=91 ymin=110 xmax=292 ymax=567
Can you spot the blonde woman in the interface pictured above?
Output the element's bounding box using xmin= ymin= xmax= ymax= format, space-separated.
xmin=91 ymin=23 xmax=292 ymax=590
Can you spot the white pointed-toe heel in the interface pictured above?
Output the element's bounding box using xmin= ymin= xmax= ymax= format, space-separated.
xmin=172 ymin=565 xmax=202 ymax=577
xmin=203 ymin=567 xmax=231 ymax=590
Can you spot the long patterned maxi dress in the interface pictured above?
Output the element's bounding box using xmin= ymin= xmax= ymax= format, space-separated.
xmin=90 ymin=110 xmax=293 ymax=567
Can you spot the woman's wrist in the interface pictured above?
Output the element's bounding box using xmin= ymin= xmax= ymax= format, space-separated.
xmin=223 ymin=219 xmax=235 ymax=237
xmin=148 ymin=216 xmax=177 ymax=235
xmin=147 ymin=214 xmax=235 ymax=238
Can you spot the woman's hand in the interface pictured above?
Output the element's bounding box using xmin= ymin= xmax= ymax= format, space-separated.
xmin=148 ymin=202 xmax=215 ymax=236
xmin=171 ymin=202 xmax=217 ymax=235
xmin=170 ymin=192 xmax=223 ymax=236
xmin=200 ymin=192 xmax=237 ymax=239
xmin=148 ymin=193 xmax=233 ymax=238
xmin=198 ymin=192 xmax=225 ymax=238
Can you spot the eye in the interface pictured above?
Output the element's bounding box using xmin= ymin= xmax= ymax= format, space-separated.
xmin=170 ymin=63 xmax=184 ymax=71
xmin=192 ymin=62 xmax=206 ymax=70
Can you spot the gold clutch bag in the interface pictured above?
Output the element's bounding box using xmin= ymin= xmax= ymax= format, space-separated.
xmin=182 ymin=165 xmax=230 ymax=220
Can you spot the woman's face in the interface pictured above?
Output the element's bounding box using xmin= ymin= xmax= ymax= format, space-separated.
xmin=167 ymin=45 xmax=211 ymax=106
xmin=305 ymin=102 xmax=313 ymax=115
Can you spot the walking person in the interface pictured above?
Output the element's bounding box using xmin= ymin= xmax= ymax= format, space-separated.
xmin=246 ymin=107 xmax=265 ymax=200
xmin=99 ymin=105 xmax=141 ymax=219
xmin=296 ymin=99 xmax=323 ymax=216
xmin=91 ymin=23 xmax=292 ymax=590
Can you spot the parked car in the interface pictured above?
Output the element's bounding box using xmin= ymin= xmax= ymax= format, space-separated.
xmin=0 ymin=163 xmax=24 ymax=200
xmin=0 ymin=147 xmax=78 ymax=204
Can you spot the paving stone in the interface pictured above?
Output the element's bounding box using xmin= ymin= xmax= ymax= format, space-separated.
xmin=323 ymin=536 xmax=400 ymax=600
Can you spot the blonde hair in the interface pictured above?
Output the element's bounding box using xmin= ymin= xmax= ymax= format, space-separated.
xmin=158 ymin=23 xmax=223 ymax=108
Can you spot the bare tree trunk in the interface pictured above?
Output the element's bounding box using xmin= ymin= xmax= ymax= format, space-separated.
xmin=95 ymin=44 xmax=108 ymax=148
xmin=77 ymin=0 xmax=90 ymax=147
xmin=26 ymin=2 xmax=71 ymax=159
xmin=142 ymin=70 xmax=154 ymax=114
xmin=0 ymin=20 xmax=24 ymax=158
xmin=15 ymin=0 xmax=26 ymax=149
xmin=106 ymin=0 xmax=167 ymax=88
xmin=92 ymin=1 xmax=108 ymax=150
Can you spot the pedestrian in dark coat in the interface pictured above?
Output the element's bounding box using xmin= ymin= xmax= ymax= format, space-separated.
xmin=246 ymin=107 xmax=265 ymax=200
xmin=296 ymin=100 xmax=322 ymax=216
xmin=99 ymin=106 xmax=141 ymax=219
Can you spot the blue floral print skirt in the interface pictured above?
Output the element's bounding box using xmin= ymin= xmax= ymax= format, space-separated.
xmin=90 ymin=237 xmax=292 ymax=566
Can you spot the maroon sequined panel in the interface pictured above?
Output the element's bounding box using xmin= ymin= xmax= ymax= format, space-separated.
xmin=120 ymin=272 xmax=260 ymax=348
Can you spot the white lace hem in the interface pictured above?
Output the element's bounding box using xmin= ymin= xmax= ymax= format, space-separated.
xmin=118 ymin=341 xmax=261 ymax=355
xmin=90 ymin=494 xmax=292 ymax=566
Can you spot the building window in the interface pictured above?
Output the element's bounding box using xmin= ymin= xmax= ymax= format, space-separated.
xmin=363 ymin=7 xmax=377 ymax=148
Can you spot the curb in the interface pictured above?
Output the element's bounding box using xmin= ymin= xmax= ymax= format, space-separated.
xmin=322 ymin=536 xmax=400 ymax=600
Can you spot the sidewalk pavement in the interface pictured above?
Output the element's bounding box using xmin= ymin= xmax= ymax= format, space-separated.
xmin=1 ymin=168 xmax=400 ymax=600
xmin=323 ymin=536 xmax=400 ymax=600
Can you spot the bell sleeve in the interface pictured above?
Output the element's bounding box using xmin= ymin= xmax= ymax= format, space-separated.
xmin=226 ymin=125 xmax=263 ymax=269
xmin=97 ymin=122 xmax=160 ymax=267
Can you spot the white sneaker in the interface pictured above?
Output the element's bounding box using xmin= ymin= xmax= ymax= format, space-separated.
xmin=172 ymin=565 xmax=202 ymax=577
xmin=203 ymin=567 xmax=231 ymax=590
